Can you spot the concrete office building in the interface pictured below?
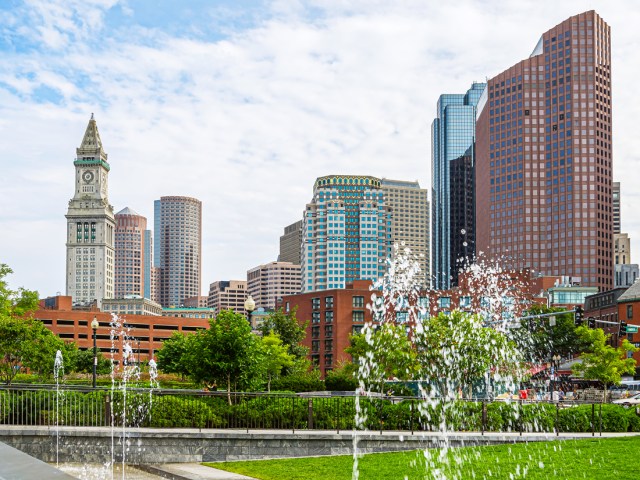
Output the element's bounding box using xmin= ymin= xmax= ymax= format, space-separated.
xmin=279 ymin=220 xmax=303 ymax=265
xmin=476 ymin=11 xmax=613 ymax=291
xmin=65 ymin=115 xmax=115 ymax=308
xmin=381 ymin=178 xmax=430 ymax=288
xmin=431 ymin=83 xmax=486 ymax=289
xmin=154 ymin=196 xmax=202 ymax=307
xmin=207 ymin=280 xmax=248 ymax=315
xmin=247 ymin=261 xmax=302 ymax=310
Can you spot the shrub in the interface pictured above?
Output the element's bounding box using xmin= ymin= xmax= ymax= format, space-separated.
xmin=270 ymin=373 xmax=325 ymax=393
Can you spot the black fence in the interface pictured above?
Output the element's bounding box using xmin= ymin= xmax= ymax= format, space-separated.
xmin=1 ymin=385 xmax=638 ymax=435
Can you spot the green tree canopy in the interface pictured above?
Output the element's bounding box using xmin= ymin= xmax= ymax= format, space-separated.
xmin=183 ymin=310 xmax=262 ymax=403
xmin=572 ymin=327 xmax=638 ymax=401
xmin=156 ymin=331 xmax=192 ymax=380
xmin=413 ymin=311 xmax=521 ymax=398
xmin=259 ymin=307 xmax=308 ymax=359
xmin=260 ymin=333 xmax=294 ymax=392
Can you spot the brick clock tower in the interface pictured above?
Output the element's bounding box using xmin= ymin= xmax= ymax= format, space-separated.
xmin=65 ymin=115 xmax=115 ymax=307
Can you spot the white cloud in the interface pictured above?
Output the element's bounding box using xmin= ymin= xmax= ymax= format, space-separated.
xmin=1 ymin=0 xmax=639 ymax=296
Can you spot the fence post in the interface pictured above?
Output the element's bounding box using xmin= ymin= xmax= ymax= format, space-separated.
xmin=481 ymin=400 xmax=486 ymax=436
xmin=599 ymin=403 xmax=603 ymax=436
xmin=292 ymin=396 xmax=295 ymax=434
xmin=519 ymin=399 xmax=523 ymax=436
xmin=246 ymin=395 xmax=249 ymax=433
xmin=555 ymin=401 xmax=559 ymax=437
xmin=336 ymin=397 xmax=340 ymax=434
xmin=308 ymin=398 xmax=314 ymax=430
xmin=410 ymin=399 xmax=414 ymax=435
xmin=591 ymin=403 xmax=595 ymax=436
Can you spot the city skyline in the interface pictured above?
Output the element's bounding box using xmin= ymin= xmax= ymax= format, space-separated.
xmin=1 ymin=1 xmax=639 ymax=297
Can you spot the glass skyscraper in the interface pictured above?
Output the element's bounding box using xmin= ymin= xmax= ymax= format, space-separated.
xmin=302 ymin=175 xmax=392 ymax=292
xmin=431 ymin=82 xmax=486 ymax=290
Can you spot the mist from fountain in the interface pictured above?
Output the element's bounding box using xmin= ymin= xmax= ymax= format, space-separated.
xmin=352 ymin=244 xmax=539 ymax=480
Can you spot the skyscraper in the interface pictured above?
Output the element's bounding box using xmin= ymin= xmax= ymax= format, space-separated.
xmin=114 ymin=207 xmax=146 ymax=299
xmin=65 ymin=115 xmax=115 ymax=307
xmin=302 ymin=175 xmax=392 ymax=292
xmin=207 ymin=280 xmax=248 ymax=315
xmin=476 ymin=11 xmax=612 ymax=291
xmin=154 ymin=196 xmax=202 ymax=307
xmin=278 ymin=220 xmax=303 ymax=265
xmin=381 ymin=179 xmax=430 ymax=288
xmin=431 ymin=82 xmax=486 ymax=289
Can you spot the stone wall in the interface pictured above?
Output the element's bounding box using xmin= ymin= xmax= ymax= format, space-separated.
xmin=0 ymin=426 xmax=573 ymax=465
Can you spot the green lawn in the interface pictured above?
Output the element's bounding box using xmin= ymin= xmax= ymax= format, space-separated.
xmin=204 ymin=436 xmax=640 ymax=480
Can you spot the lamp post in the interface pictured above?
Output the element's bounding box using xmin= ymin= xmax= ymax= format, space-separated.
xmin=550 ymin=354 xmax=561 ymax=402
xmin=91 ymin=316 xmax=99 ymax=388
xmin=244 ymin=295 xmax=256 ymax=326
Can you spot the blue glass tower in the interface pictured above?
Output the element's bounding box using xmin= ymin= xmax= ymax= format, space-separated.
xmin=431 ymin=82 xmax=486 ymax=290
xmin=302 ymin=175 xmax=392 ymax=292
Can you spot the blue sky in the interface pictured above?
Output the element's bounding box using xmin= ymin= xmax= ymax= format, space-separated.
xmin=1 ymin=0 xmax=639 ymax=297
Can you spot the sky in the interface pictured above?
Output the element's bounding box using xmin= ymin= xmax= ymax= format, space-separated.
xmin=1 ymin=0 xmax=639 ymax=298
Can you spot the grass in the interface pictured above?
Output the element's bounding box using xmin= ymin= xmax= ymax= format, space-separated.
xmin=204 ymin=436 xmax=640 ymax=479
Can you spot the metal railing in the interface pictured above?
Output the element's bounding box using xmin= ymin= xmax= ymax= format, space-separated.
xmin=0 ymin=385 xmax=635 ymax=436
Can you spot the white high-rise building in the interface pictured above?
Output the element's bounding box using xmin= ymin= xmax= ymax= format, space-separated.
xmin=65 ymin=115 xmax=116 ymax=307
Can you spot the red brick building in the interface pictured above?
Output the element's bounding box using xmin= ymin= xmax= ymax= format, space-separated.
xmin=617 ymin=282 xmax=640 ymax=367
xmin=36 ymin=296 xmax=209 ymax=364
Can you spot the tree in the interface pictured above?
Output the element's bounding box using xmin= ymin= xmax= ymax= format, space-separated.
xmin=259 ymin=307 xmax=308 ymax=359
xmin=184 ymin=310 xmax=262 ymax=403
xmin=346 ymin=322 xmax=418 ymax=393
xmin=156 ymin=331 xmax=192 ymax=380
xmin=0 ymin=264 xmax=39 ymax=318
xmin=413 ymin=311 xmax=521 ymax=398
xmin=572 ymin=327 xmax=638 ymax=401
xmin=260 ymin=333 xmax=294 ymax=392
xmin=69 ymin=347 xmax=111 ymax=375
xmin=509 ymin=305 xmax=587 ymax=363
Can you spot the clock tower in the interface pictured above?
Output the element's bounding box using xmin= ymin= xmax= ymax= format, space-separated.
xmin=65 ymin=115 xmax=116 ymax=307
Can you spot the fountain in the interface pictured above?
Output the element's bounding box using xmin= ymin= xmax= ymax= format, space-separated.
xmin=352 ymin=244 xmax=541 ymax=480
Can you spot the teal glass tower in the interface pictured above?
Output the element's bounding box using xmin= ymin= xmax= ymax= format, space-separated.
xmin=431 ymin=82 xmax=486 ymax=290
xmin=302 ymin=175 xmax=392 ymax=292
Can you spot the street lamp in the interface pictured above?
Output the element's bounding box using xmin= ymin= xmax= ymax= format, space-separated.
xmin=244 ymin=295 xmax=256 ymax=326
xmin=91 ymin=316 xmax=99 ymax=388
xmin=550 ymin=354 xmax=561 ymax=402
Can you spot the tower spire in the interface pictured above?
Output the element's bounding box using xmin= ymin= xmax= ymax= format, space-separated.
xmin=76 ymin=114 xmax=108 ymax=164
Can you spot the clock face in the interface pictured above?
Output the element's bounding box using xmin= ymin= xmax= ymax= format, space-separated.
xmin=82 ymin=171 xmax=94 ymax=183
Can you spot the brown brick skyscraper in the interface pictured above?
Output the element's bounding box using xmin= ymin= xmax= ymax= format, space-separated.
xmin=476 ymin=11 xmax=612 ymax=291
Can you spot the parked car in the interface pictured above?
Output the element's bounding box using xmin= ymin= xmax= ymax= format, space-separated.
xmin=612 ymin=393 xmax=640 ymax=407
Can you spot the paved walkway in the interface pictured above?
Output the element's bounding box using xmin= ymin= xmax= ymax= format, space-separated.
xmin=140 ymin=463 xmax=256 ymax=480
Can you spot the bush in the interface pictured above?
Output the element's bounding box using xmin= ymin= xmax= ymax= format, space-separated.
xmin=325 ymin=370 xmax=357 ymax=392
xmin=149 ymin=395 xmax=221 ymax=428
xmin=270 ymin=372 xmax=325 ymax=393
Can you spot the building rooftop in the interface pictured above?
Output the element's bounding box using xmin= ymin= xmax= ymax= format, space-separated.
xmin=618 ymin=279 xmax=640 ymax=303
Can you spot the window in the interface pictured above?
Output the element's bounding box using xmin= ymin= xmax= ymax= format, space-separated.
xmin=311 ymin=340 xmax=319 ymax=353
xmin=324 ymin=339 xmax=333 ymax=351
xmin=352 ymin=311 xmax=364 ymax=322
xmin=353 ymin=296 xmax=364 ymax=308
xmin=352 ymin=325 xmax=363 ymax=335
xmin=396 ymin=312 xmax=408 ymax=323
xmin=312 ymin=312 xmax=320 ymax=323
xmin=324 ymin=325 xmax=333 ymax=337
xmin=627 ymin=305 xmax=633 ymax=320
xmin=438 ymin=297 xmax=451 ymax=309
xmin=459 ymin=296 xmax=472 ymax=309
xmin=312 ymin=326 xmax=320 ymax=338
xmin=325 ymin=296 xmax=334 ymax=308
xmin=325 ymin=311 xmax=334 ymax=323
xmin=312 ymin=298 xmax=320 ymax=310
xmin=324 ymin=354 xmax=333 ymax=367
